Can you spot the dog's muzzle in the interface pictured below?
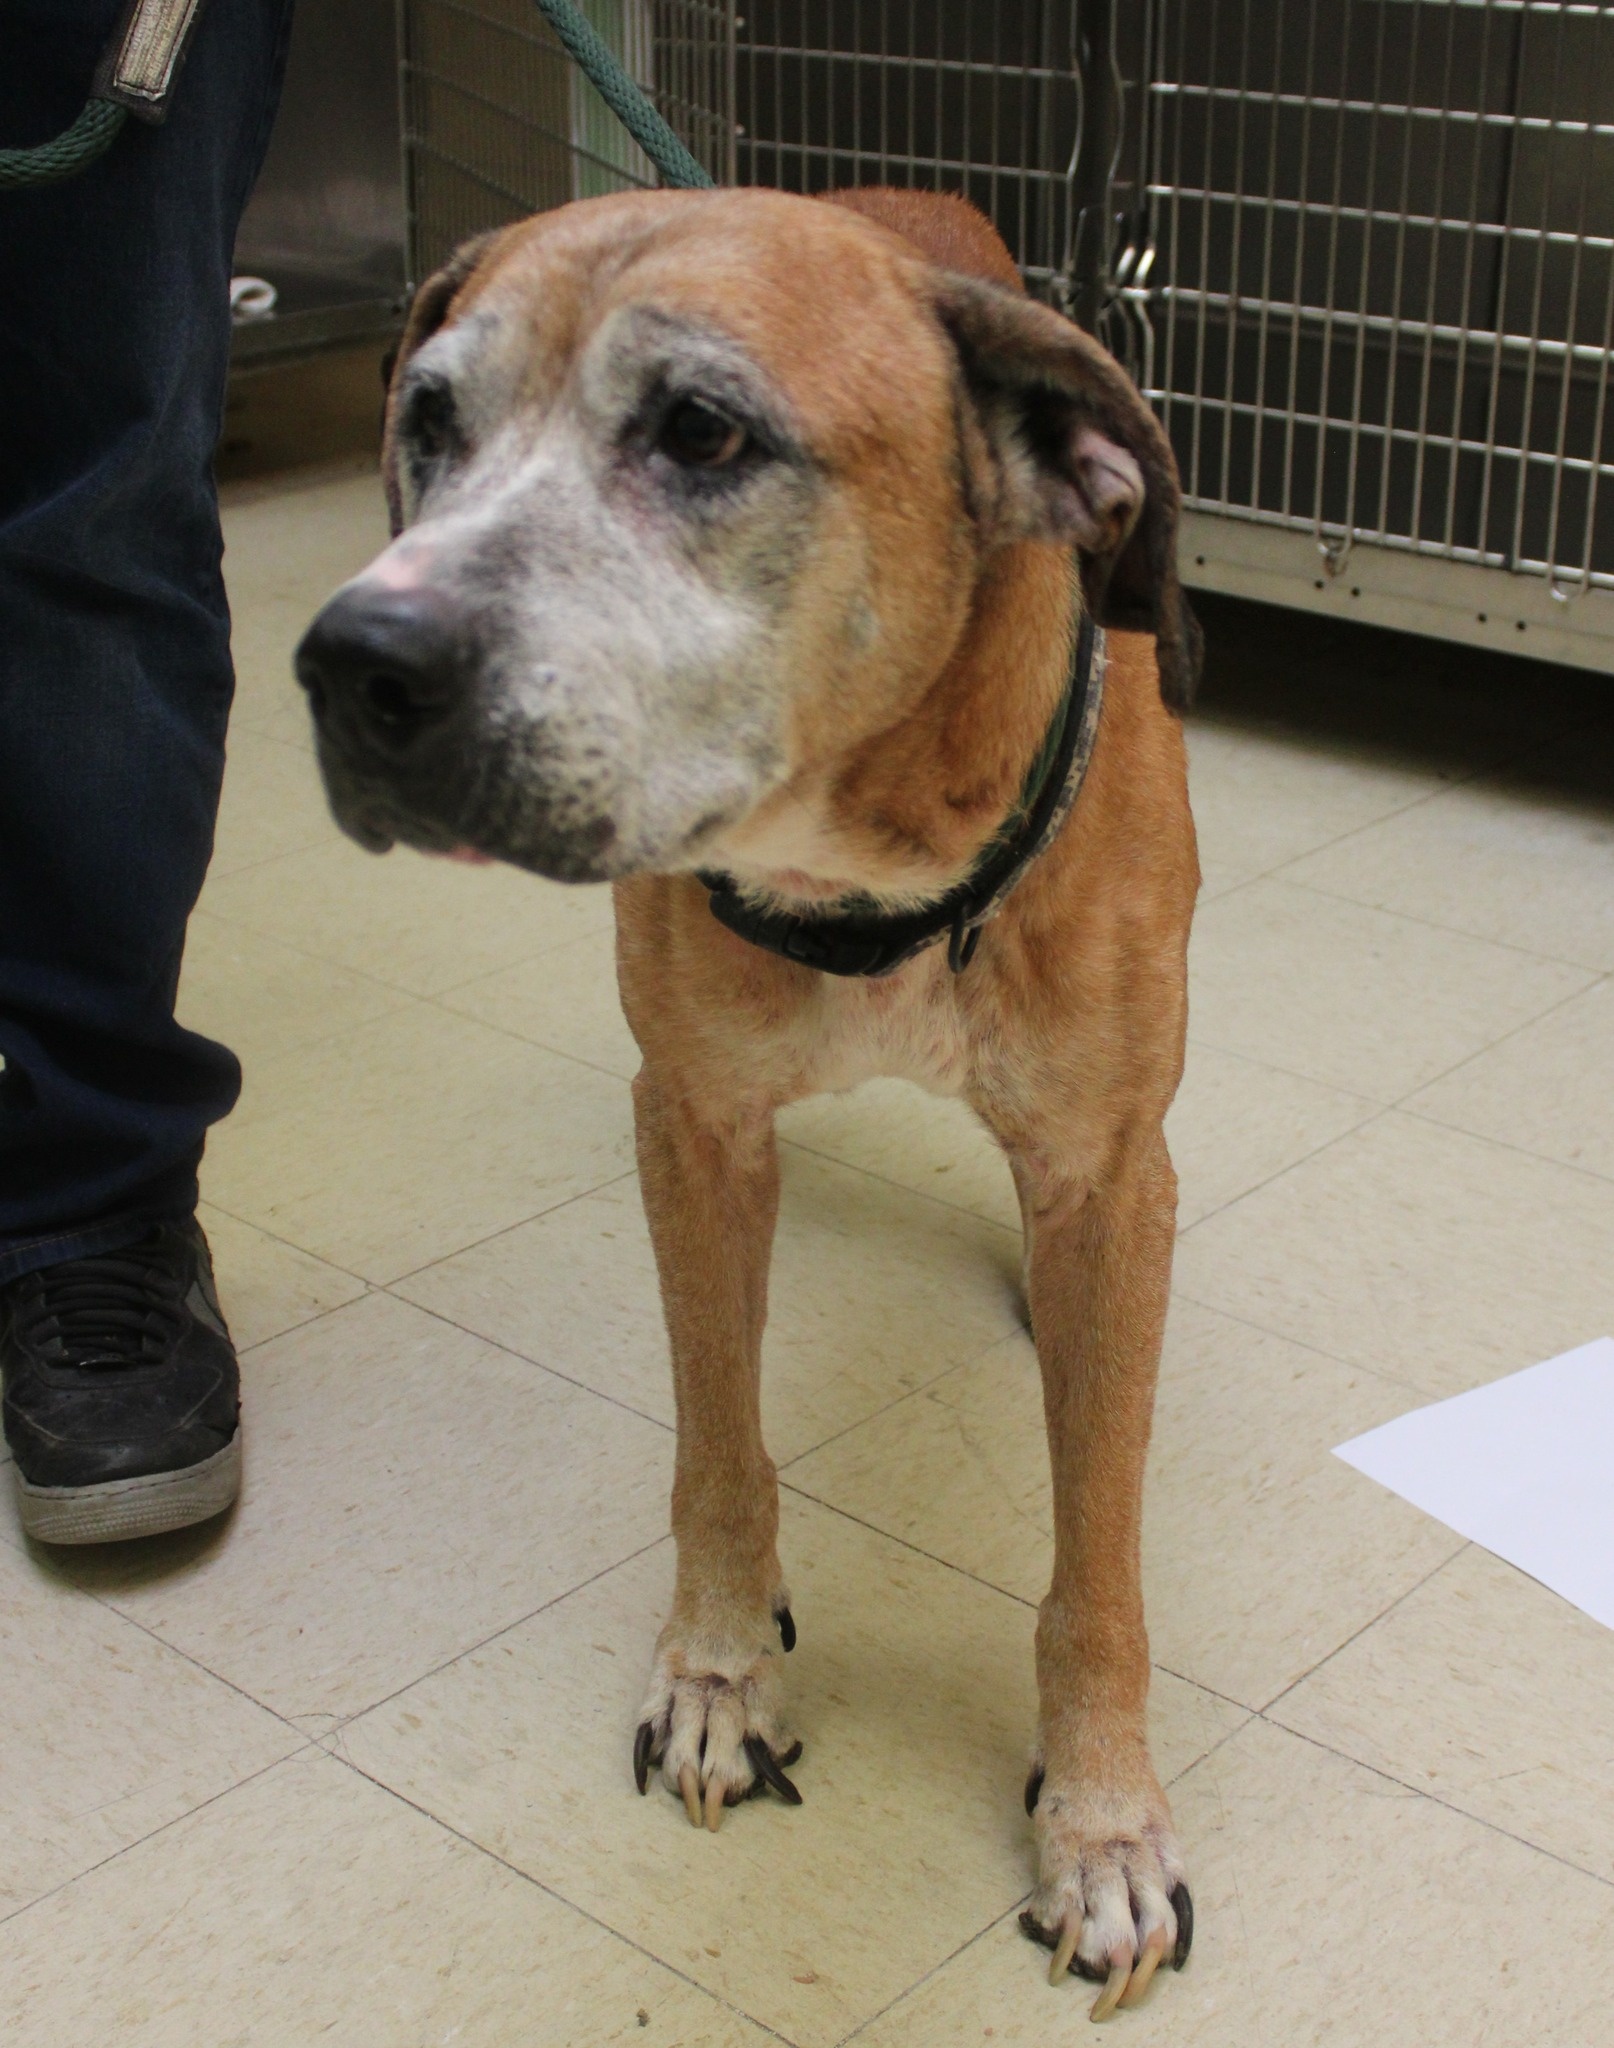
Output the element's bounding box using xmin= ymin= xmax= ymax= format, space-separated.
xmin=296 ymin=583 xmax=472 ymax=763
xmin=294 ymin=581 xmax=627 ymax=878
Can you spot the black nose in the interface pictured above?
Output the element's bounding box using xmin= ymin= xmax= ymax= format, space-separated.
xmin=295 ymin=585 xmax=469 ymax=752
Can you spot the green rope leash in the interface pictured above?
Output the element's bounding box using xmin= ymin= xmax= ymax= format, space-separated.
xmin=0 ymin=4 xmax=703 ymax=197
xmin=0 ymin=97 xmax=127 ymax=192
xmin=529 ymin=0 xmax=714 ymax=191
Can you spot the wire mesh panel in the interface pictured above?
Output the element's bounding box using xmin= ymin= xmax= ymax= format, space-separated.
xmin=399 ymin=0 xmax=731 ymax=279
xmin=1131 ymin=0 xmax=1614 ymax=600
xmin=728 ymin=4 xmax=1084 ymax=297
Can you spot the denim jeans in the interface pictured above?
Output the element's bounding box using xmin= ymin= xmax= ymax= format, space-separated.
xmin=0 ymin=0 xmax=294 ymax=1283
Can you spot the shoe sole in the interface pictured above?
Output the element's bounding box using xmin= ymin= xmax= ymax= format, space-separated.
xmin=15 ymin=1433 xmax=241 ymax=1545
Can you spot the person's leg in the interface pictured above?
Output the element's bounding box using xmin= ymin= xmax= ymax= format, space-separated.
xmin=0 ymin=0 xmax=295 ymax=1541
xmin=0 ymin=0 xmax=294 ymax=1282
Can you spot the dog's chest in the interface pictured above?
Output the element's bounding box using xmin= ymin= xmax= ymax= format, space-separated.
xmin=787 ymin=954 xmax=974 ymax=1099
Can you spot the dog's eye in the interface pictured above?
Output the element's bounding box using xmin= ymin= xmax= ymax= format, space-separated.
xmin=658 ymin=397 xmax=747 ymax=469
xmin=405 ymin=380 xmax=458 ymax=462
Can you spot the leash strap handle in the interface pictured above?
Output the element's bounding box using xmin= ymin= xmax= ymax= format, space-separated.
xmin=92 ymin=0 xmax=213 ymax=125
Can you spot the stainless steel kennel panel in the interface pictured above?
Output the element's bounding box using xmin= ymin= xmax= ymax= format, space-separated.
xmin=397 ymin=0 xmax=1614 ymax=667
xmin=1133 ymin=0 xmax=1614 ymax=666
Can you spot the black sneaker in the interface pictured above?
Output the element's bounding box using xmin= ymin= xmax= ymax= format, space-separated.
xmin=2 ymin=1220 xmax=241 ymax=1545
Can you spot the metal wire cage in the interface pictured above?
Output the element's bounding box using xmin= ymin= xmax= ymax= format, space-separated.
xmin=1128 ymin=0 xmax=1614 ymax=663
xmin=397 ymin=0 xmax=1614 ymax=666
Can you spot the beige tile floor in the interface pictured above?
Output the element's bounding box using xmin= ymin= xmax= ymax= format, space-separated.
xmin=3 ymin=460 xmax=1613 ymax=2046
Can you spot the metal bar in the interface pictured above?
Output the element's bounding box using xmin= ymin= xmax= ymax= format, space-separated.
xmin=1142 ymin=285 xmax=1614 ymax=366
xmin=1070 ymin=0 xmax=1117 ymax=328
xmin=1150 ymin=80 xmax=1614 ymax=140
xmin=1142 ymin=186 xmax=1614 ymax=254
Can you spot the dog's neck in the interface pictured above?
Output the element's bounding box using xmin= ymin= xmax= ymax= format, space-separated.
xmin=710 ymin=541 xmax=1075 ymax=915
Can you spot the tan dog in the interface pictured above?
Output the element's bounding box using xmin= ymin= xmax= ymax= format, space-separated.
xmin=296 ymin=184 xmax=1202 ymax=2020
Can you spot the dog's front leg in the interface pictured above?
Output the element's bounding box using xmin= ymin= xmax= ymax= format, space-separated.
xmin=1012 ymin=1125 xmax=1192 ymax=2016
xmin=630 ymin=1069 xmax=801 ymax=1830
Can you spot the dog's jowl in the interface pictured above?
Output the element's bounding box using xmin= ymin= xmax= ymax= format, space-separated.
xmin=297 ymin=184 xmax=1202 ymax=2020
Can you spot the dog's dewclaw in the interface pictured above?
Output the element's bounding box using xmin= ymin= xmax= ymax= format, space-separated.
xmin=1089 ymin=1959 xmax=1131 ymax=2022
xmin=703 ymin=1774 xmax=726 ymax=1832
xmin=775 ymin=1605 xmax=796 ymax=1652
xmin=678 ymin=1764 xmax=702 ymax=1828
xmin=1049 ymin=1924 xmax=1082 ymax=1986
xmin=1169 ymin=1882 xmax=1194 ymax=1968
xmin=1023 ymin=1763 xmax=1044 ymax=1815
xmin=1118 ymin=1928 xmax=1169 ymax=2008
xmin=633 ymin=1721 xmax=655 ymax=1795
xmin=744 ymin=1732 xmax=803 ymax=1805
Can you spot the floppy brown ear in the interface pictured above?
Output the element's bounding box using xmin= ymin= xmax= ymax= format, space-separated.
xmin=381 ymin=232 xmax=500 ymax=537
xmin=932 ymin=272 xmax=1202 ymax=712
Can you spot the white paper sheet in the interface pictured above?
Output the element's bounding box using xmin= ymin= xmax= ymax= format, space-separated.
xmin=1334 ymin=1337 xmax=1614 ymax=1632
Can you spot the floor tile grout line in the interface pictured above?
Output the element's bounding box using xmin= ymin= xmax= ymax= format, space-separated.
xmin=380 ymin=1165 xmax=641 ymax=1289
xmin=0 ymin=1742 xmax=320 ymax=1934
xmin=1252 ymin=1716 xmax=1614 ymax=1895
xmin=374 ymin=1282 xmax=677 ymax=1437
xmin=319 ymin=1531 xmax=674 ymax=1740
xmin=1253 ymin=1546 xmax=1469 ymax=1718
xmin=428 ymin=919 xmax=618 ymax=1002
xmin=1176 ymin=981 xmax=1614 ymax=1251
xmin=1173 ymin=1103 xmax=1393 ymax=1241
xmin=777 ymin=1476 xmax=1039 ymax=1612
xmin=1267 ymin=869 xmax=1614 ymax=977
xmin=187 ymin=902 xmax=431 ymax=1010
xmin=1163 ymin=1284 xmax=1451 ymax=1400
xmin=190 ymin=1195 xmax=372 ymax=1292
xmin=773 ymin=1324 xmax=1030 ymax=1480
xmin=1152 ymin=1661 xmax=1261 ymax=1722
xmin=193 ymin=885 xmax=620 ymax=1017
xmin=31 ymin=1557 xmax=322 ymax=1749
xmin=1396 ymin=1101 xmax=1614 ymax=1195
xmin=1178 ymin=1031 xmax=1413 ymax=1105
xmin=325 ymin=1753 xmax=801 ymax=2043
xmin=1380 ymin=968 xmax=1614 ymax=1114
xmin=832 ymin=1899 xmax=1034 ymax=2047
xmin=419 ymin=1010 xmax=635 ymax=1090
xmin=1184 ymin=757 xmax=1462 ymax=904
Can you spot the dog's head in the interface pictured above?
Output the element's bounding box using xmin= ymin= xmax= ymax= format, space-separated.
xmin=296 ymin=188 xmax=1197 ymax=884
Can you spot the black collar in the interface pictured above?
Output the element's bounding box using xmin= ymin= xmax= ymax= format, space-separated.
xmin=697 ymin=609 xmax=1105 ymax=979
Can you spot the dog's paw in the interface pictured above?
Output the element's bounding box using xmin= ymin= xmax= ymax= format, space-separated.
xmin=632 ymin=1605 xmax=800 ymax=1831
xmin=1019 ymin=1766 xmax=1192 ymax=2019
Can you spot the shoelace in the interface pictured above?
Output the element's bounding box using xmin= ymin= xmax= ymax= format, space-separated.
xmin=11 ymin=1239 xmax=187 ymax=1367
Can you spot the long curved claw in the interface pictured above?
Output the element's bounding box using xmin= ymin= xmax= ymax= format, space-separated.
xmin=775 ymin=1606 xmax=796 ymax=1652
xmin=633 ymin=1720 xmax=655 ymax=1795
xmin=1118 ymin=1928 xmax=1168 ymax=2009
xmin=1024 ymin=1763 xmax=1045 ymax=1816
xmin=678 ymin=1764 xmax=702 ymax=1828
xmin=744 ymin=1733 xmax=803 ymax=1805
xmin=1088 ymin=1959 xmax=1131 ymax=2023
xmin=703 ymin=1773 xmax=727 ymax=1832
xmin=1169 ymin=1883 xmax=1194 ymax=1969
xmin=1048 ymin=1923 xmax=1082 ymax=1987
